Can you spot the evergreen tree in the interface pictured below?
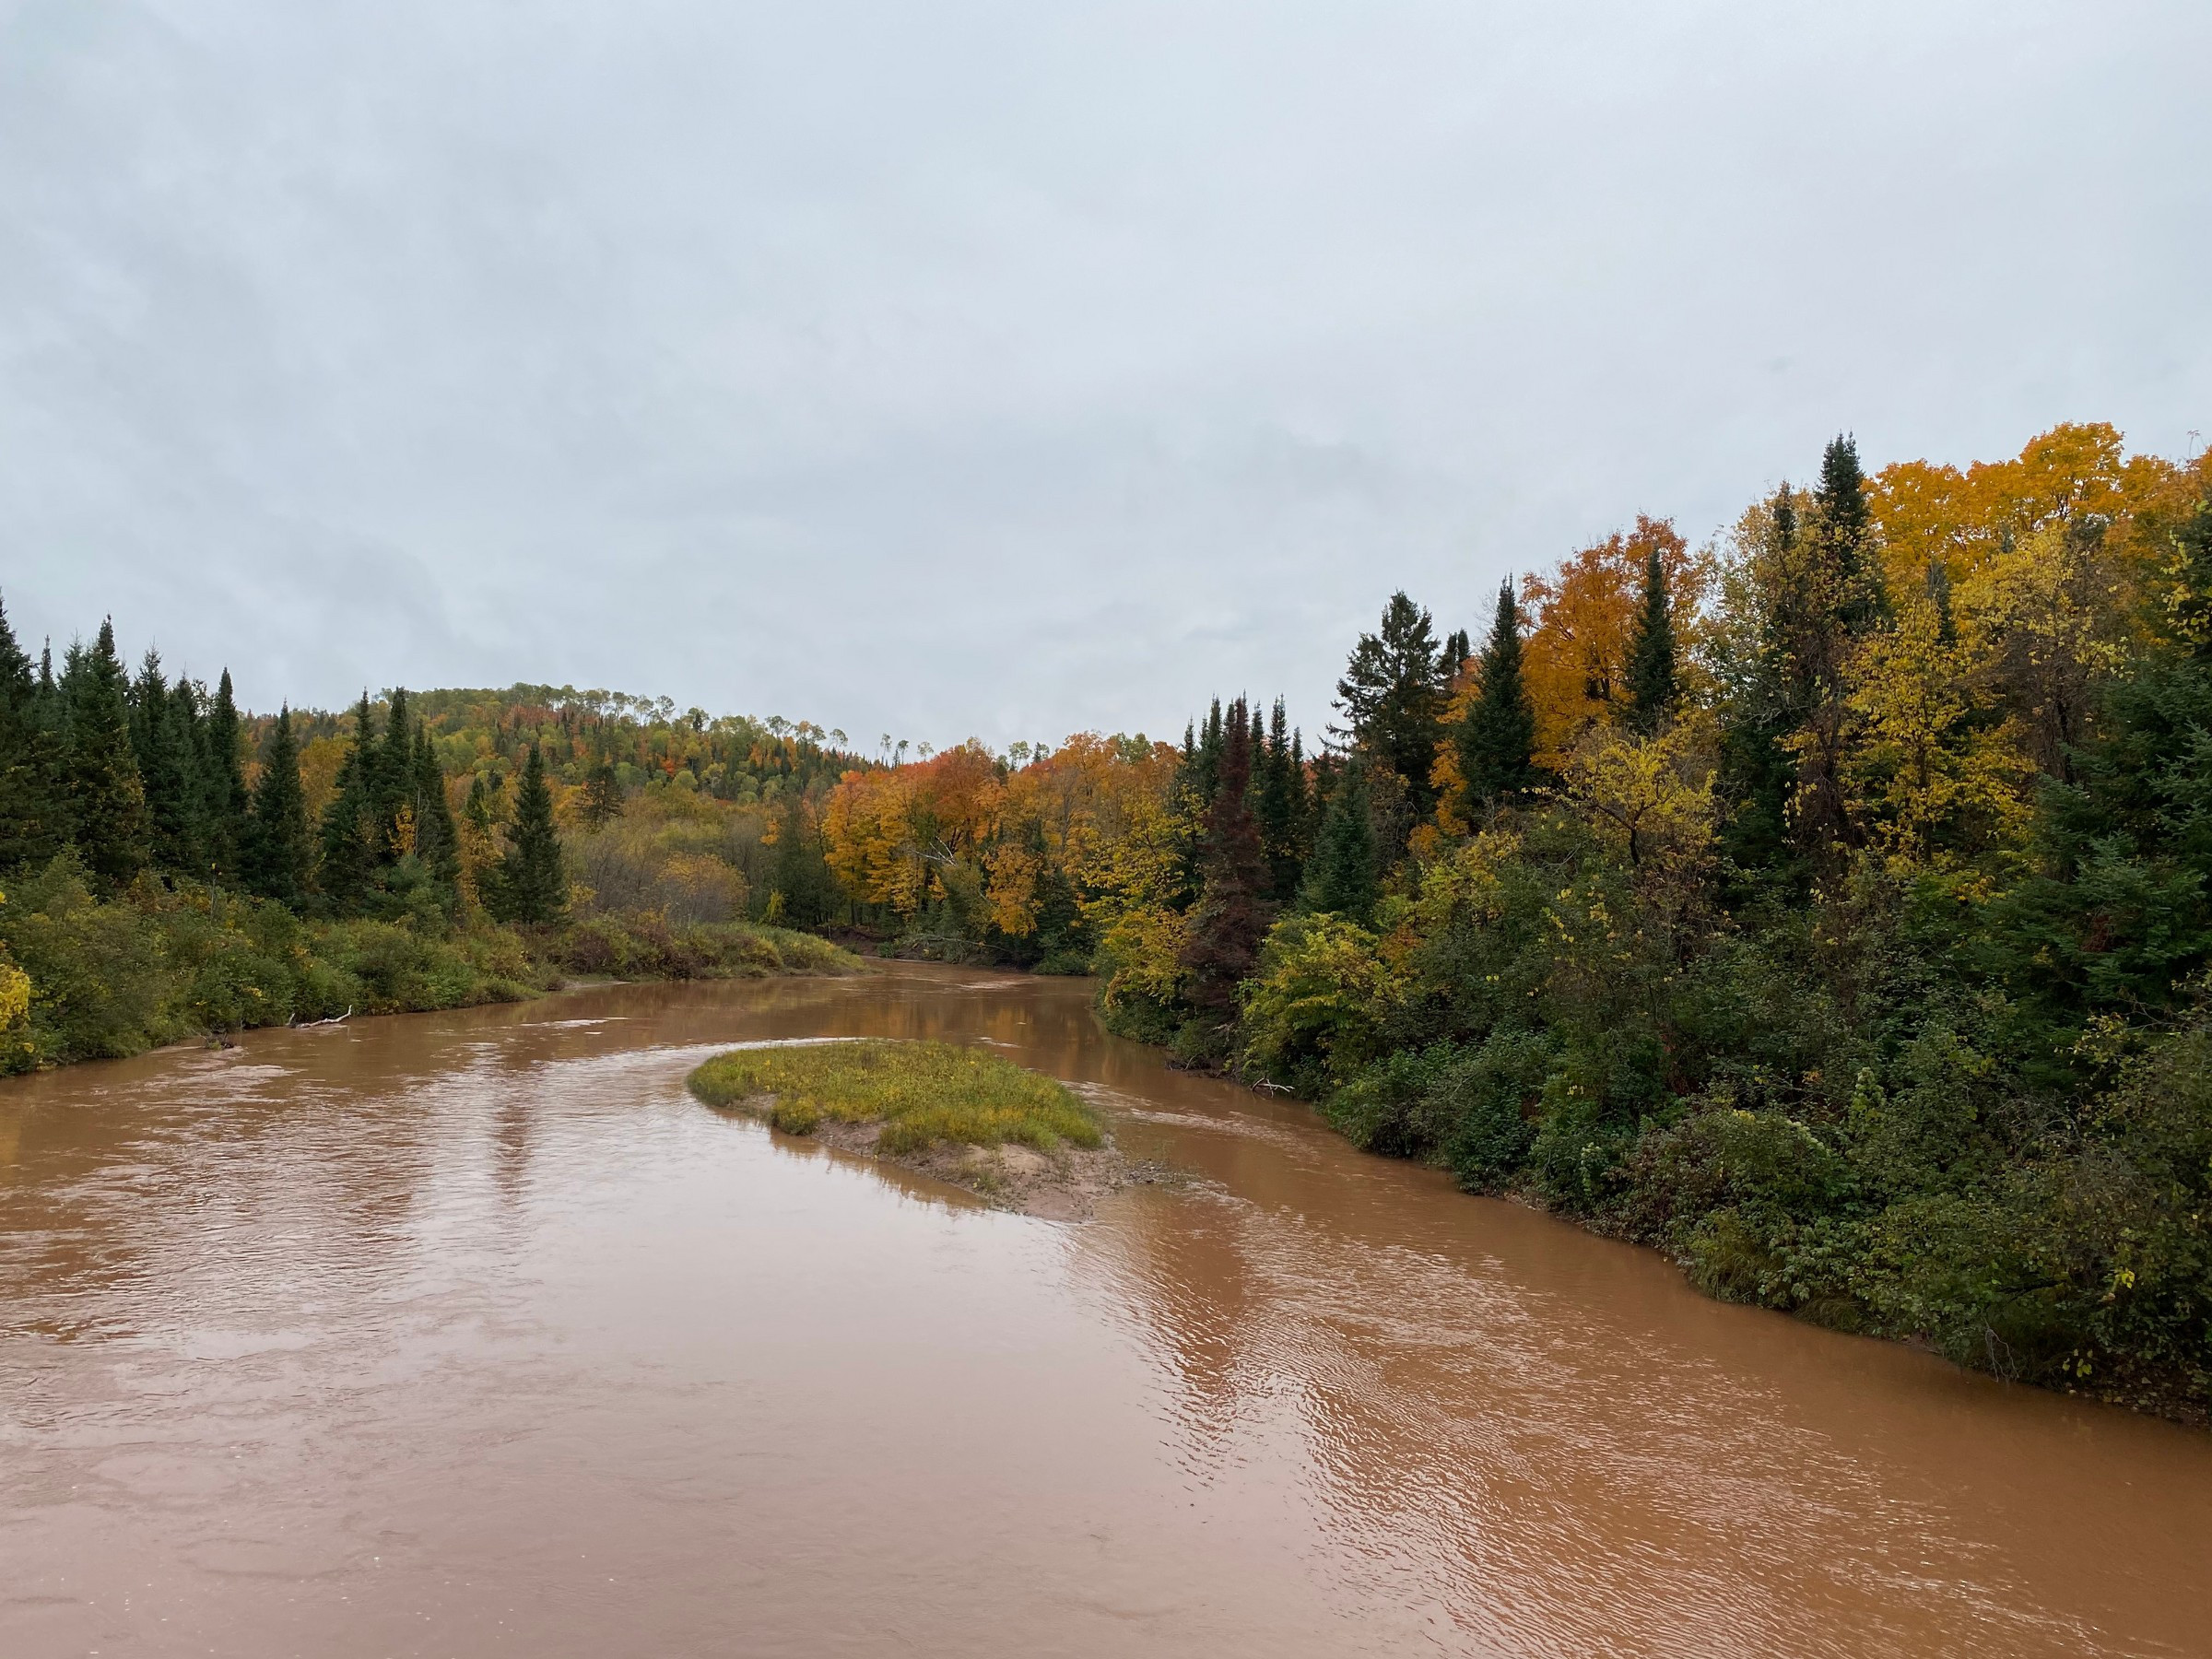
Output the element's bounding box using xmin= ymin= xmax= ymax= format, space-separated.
xmin=0 ymin=595 xmax=68 ymax=868
xmin=1253 ymin=697 xmax=1308 ymax=904
xmin=1444 ymin=628 xmax=1472 ymax=679
xmin=1715 ymin=486 xmax=1804 ymax=887
xmin=490 ymin=744 xmax=565 ymax=924
xmin=129 ymin=654 xmax=203 ymax=877
xmin=316 ymin=694 xmax=382 ymax=914
xmin=770 ymin=791 xmax=838 ymax=927
xmin=580 ymin=755 xmax=623 ymax=829
xmin=1778 ymin=441 xmax=1889 ymax=865
xmin=1300 ymin=758 xmax=1378 ymax=921
xmin=1456 ymin=579 xmax=1539 ymax=808
xmin=199 ymin=670 xmax=250 ymax=882
xmin=409 ymin=721 xmax=463 ymax=914
xmin=1625 ymin=546 xmax=1678 ymax=735
xmin=1179 ymin=699 xmax=1271 ymax=1019
xmin=1815 ymin=432 xmax=1884 ymax=631
xmin=1335 ymin=592 xmax=1448 ymax=816
xmin=61 ymin=619 xmax=150 ymax=889
xmin=243 ymin=705 xmax=312 ymax=906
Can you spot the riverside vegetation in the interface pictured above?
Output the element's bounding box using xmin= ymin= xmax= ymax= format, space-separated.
xmin=809 ymin=424 xmax=2212 ymax=1421
xmin=6 ymin=420 xmax=2210 ymax=1419
xmin=0 ymin=627 xmax=859 ymax=1069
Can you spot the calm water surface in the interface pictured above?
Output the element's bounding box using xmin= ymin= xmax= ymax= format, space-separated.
xmin=2 ymin=967 xmax=2207 ymax=1657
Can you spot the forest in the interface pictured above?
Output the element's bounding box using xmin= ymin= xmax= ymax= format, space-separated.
xmin=0 ymin=637 xmax=857 ymax=1069
xmin=812 ymin=422 xmax=2212 ymax=1418
xmin=3 ymin=419 xmax=2208 ymax=1417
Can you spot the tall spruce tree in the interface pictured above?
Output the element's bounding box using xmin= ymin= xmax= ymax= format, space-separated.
xmin=62 ymin=619 xmax=151 ymax=889
xmin=243 ymin=705 xmax=312 ymax=906
xmin=491 ymin=744 xmax=566 ymax=924
xmin=409 ymin=721 xmax=463 ymax=915
xmin=1301 ymin=758 xmax=1378 ymax=921
xmin=200 ymin=671 xmax=250 ymax=882
xmin=1626 ymin=546 xmax=1678 ymax=735
xmin=1715 ymin=486 xmax=1804 ymax=888
xmin=1456 ymin=579 xmax=1539 ymax=808
xmin=1783 ymin=438 xmax=1888 ymax=864
xmin=1335 ymin=592 xmax=1448 ymax=816
xmin=1253 ymin=697 xmax=1309 ymax=904
xmin=316 ymin=694 xmax=382 ymax=914
xmin=134 ymin=657 xmax=204 ymax=877
xmin=0 ymin=596 xmax=68 ymax=868
xmin=1178 ymin=698 xmax=1271 ymax=1020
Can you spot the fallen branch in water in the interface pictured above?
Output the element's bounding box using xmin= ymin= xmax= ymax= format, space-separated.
xmin=295 ymin=1006 xmax=353 ymax=1028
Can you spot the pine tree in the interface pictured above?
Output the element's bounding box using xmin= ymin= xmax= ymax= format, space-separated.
xmin=490 ymin=744 xmax=565 ymax=924
xmin=1179 ymin=699 xmax=1272 ymax=1019
xmin=1716 ymin=485 xmax=1808 ymax=887
xmin=1456 ymin=579 xmax=1539 ymax=808
xmin=1626 ymin=546 xmax=1678 ymax=735
xmin=200 ymin=670 xmax=250 ymax=882
xmin=243 ymin=705 xmax=312 ymax=906
xmin=316 ymin=694 xmax=382 ymax=914
xmin=1253 ymin=697 xmax=1308 ymax=903
xmin=1815 ymin=433 xmax=1884 ymax=631
xmin=1300 ymin=758 xmax=1378 ymax=921
xmin=1335 ymin=592 xmax=1448 ymax=816
xmin=0 ymin=595 xmax=68 ymax=868
xmin=1444 ymin=628 xmax=1471 ymax=680
xmin=61 ymin=619 xmax=151 ymax=889
xmin=409 ymin=721 xmax=463 ymax=915
xmin=125 ymin=653 xmax=203 ymax=878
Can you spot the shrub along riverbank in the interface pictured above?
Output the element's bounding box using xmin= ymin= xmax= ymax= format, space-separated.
xmin=0 ymin=855 xmax=857 ymax=1071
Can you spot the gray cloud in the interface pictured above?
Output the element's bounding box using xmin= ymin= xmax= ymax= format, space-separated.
xmin=2 ymin=0 xmax=2206 ymax=743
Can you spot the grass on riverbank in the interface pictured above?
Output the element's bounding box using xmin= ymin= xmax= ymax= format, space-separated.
xmin=687 ymin=1039 xmax=1101 ymax=1155
xmin=0 ymin=856 xmax=863 ymax=1072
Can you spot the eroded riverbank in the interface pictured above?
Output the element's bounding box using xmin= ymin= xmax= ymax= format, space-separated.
xmin=2 ymin=965 xmax=2208 ymax=1658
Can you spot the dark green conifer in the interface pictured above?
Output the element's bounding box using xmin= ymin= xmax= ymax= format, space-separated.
xmin=200 ymin=671 xmax=250 ymax=882
xmin=409 ymin=722 xmax=463 ymax=914
xmin=1335 ymin=592 xmax=1447 ymax=817
xmin=1455 ymin=580 xmax=1539 ymax=808
xmin=490 ymin=744 xmax=565 ymax=924
xmin=1625 ymin=547 xmax=1678 ymax=735
xmin=580 ymin=755 xmax=624 ymax=829
xmin=243 ymin=705 xmax=313 ymax=906
xmin=316 ymin=695 xmax=382 ymax=914
xmin=1300 ymin=758 xmax=1378 ymax=921
xmin=1179 ymin=699 xmax=1272 ymax=1020
xmin=61 ymin=619 xmax=151 ymax=889
xmin=0 ymin=596 xmax=68 ymax=868
xmin=123 ymin=653 xmax=203 ymax=877
xmin=1253 ymin=697 xmax=1308 ymax=904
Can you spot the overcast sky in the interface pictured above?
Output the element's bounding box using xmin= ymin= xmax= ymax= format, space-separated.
xmin=2 ymin=0 xmax=2206 ymax=749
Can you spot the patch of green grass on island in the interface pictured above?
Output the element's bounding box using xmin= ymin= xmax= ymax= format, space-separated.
xmin=687 ymin=1039 xmax=1102 ymax=1155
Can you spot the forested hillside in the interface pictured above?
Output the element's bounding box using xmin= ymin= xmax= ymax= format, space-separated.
xmin=0 ymin=643 xmax=859 ymax=1068
xmin=813 ymin=422 xmax=2212 ymax=1418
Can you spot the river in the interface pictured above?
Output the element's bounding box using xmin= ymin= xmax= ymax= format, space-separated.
xmin=1 ymin=965 xmax=2207 ymax=1657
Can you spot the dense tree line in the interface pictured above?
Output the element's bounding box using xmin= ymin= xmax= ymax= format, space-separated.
xmin=818 ymin=422 xmax=2212 ymax=1420
xmin=0 ymin=609 xmax=572 ymax=928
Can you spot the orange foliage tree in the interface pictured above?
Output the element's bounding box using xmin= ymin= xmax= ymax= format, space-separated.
xmin=1517 ymin=516 xmax=1704 ymax=768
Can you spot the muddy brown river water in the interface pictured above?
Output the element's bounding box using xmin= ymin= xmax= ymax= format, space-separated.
xmin=2 ymin=966 xmax=2208 ymax=1658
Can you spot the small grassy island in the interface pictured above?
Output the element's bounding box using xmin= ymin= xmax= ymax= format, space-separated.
xmin=687 ymin=1039 xmax=1124 ymax=1218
